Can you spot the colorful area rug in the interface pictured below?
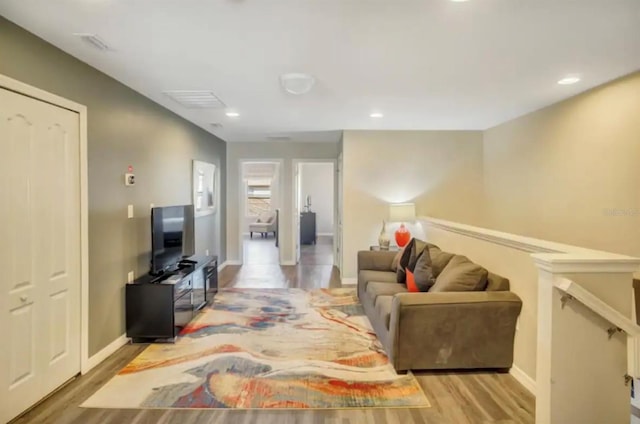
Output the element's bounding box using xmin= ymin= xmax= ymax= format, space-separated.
xmin=82 ymin=288 xmax=430 ymax=409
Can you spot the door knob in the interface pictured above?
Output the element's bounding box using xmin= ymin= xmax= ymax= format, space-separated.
xmin=20 ymin=296 xmax=27 ymax=302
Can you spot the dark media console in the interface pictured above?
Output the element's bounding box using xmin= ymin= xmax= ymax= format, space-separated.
xmin=125 ymin=255 xmax=218 ymax=342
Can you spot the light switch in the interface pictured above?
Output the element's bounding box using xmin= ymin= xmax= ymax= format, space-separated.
xmin=127 ymin=204 xmax=134 ymax=218
xmin=125 ymin=173 xmax=135 ymax=186
xmin=205 ymin=249 xmax=210 ymax=256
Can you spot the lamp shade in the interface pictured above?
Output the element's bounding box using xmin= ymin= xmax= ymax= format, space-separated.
xmin=389 ymin=203 xmax=415 ymax=223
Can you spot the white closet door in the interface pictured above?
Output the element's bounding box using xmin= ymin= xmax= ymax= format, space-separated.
xmin=0 ymin=87 xmax=81 ymax=423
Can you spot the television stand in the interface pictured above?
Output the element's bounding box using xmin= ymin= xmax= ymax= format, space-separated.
xmin=125 ymin=255 xmax=218 ymax=342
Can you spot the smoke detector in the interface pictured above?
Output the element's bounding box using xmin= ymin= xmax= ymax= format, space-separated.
xmin=280 ymin=73 xmax=315 ymax=95
xmin=73 ymin=33 xmax=110 ymax=51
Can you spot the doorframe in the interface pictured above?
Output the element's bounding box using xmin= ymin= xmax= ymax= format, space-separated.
xmin=237 ymin=158 xmax=284 ymax=265
xmin=0 ymin=74 xmax=90 ymax=374
xmin=291 ymin=159 xmax=338 ymax=265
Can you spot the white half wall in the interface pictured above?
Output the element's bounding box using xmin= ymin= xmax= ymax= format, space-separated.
xmin=299 ymin=162 xmax=334 ymax=234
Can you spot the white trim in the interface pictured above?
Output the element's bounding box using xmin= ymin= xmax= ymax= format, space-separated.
xmin=0 ymin=74 xmax=91 ymax=376
xmin=341 ymin=277 xmax=357 ymax=287
xmin=421 ymin=216 xmax=640 ymax=275
xmin=420 ymin=216 xmax=630 ymax=256
xmin=85 ymin=334 xmax=130 ymax=373
xmin=221 ymin=260 xmax=241 ymax=268
xmin=317 ymin=232 xmax=334 ymax=237
xmin=280 ymin=260 xmax=296 ymax=266
xmin=510 ymin=365 xmax=536 ymax=395
xmin=532 ymin=253 xmax=640 ymax=274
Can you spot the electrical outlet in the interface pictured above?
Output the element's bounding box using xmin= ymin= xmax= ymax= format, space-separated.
xmin=127 ymin=204 xmax=134 ymax=218
xmin=127 ymin=271 xmax=134 ymax=283
xmin=205 ymin=249 xmax=210 ymax=256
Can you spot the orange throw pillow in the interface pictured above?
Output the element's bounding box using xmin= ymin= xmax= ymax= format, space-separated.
xmin=405 ymin=268 xmax=419 ymax=293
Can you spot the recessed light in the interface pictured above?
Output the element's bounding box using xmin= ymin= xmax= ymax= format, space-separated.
xmin=225 ymin=111 xmax=240 ymax=118
xmin=370 ymin=112 xmax=384 ymax=118
xmin=557 ymin=75 xmax=581 ymax=85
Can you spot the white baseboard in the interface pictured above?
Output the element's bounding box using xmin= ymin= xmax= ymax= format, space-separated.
xmin=341 ymin=277 xmax=357 ymax=287
xmin=220 ymin=260 xmax=241 ymax=269
xmin=281 ymin=260 xmax=297 ymax=266
xmin=509 ymin=364 xmax=536 ymax=395
xmin=84 ymin=333 xmax=129 ymax=374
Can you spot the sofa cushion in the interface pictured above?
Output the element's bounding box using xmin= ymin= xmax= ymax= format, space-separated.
xmin=375 ymin=295 xmax=394 ymax=330
xmin=366 ymin=282 xmax=408 ymax=303
xmin=359 ymin=270 xmax=396 ymax=288
xmin=258 ymin=211 xmax=274 ymax=223
xmin=390 ymin=249 xmax=404 ymax=272
xmin=413 ymin=249 xmax=435 ymax=291
xmin=430 ymin=255 xmax=489 ymax=292
xmin=486 ymin=272 xmax=510 ymax=291
xmin=428 ymin=247 xmax=456 ymax=277
xmin=396 ymin=238 xmax=428 ymax=283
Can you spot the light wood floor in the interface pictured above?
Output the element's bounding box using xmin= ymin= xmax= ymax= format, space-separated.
xmin=13 ymin=261 xmax=535 ymax=424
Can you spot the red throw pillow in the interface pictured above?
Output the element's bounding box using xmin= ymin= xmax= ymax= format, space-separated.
xmin=405 ymin=268 xmax=419 ymax=293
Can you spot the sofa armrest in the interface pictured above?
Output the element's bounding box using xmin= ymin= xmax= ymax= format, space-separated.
xmin=357 ymin=250 xmax=397 ymax=272
xmin=388 ymin=291 xmax=522 ymax=371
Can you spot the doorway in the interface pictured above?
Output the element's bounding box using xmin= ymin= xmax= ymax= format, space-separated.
xmin=239 ymin=160 xmax=283 ymax=265
xmin=293 ymin=160 xmax=337 ymax=266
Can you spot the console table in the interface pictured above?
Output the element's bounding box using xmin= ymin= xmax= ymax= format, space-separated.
xmin=125 ymin=255 xmax=217 ymax=342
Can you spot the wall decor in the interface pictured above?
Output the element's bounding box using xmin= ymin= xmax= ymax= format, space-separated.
xmin=193 ymin=160 xmax=217 ymax=217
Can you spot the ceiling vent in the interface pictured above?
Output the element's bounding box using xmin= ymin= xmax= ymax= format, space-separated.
xmin=163 ymin=90 xmax=226 ymax=109
xmin=73 ymin=33 xmax=110 ymax=51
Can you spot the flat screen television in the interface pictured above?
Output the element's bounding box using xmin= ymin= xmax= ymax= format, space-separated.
xmin=150 ymin=205 xmax=195 ymax=275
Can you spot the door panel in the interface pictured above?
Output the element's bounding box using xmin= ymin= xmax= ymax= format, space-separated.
xmin=9 ymin=303 xmax=35 ymax=388
xmin=0 ymin=87 xmax=81 ymax=423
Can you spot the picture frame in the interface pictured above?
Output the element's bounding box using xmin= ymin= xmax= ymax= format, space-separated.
xmin=192 ymin=160 xmax=216 ymax=217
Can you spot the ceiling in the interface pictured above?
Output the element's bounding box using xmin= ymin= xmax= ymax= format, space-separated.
xmin=1 ymin=0 xmax=639 ymax=143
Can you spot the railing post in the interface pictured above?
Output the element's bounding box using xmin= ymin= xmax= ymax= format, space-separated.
xmin=532 ymin=253 xmax=640 ymax=424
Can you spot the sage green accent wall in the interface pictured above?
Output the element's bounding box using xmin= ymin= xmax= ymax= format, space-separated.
xmin=0 ymin=16 xmax=227 ymax=356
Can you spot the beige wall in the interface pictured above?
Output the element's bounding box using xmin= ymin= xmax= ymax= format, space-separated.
xmin=226 ymin=142 xmax=339 ymax=263
xmin=0 ymin=17 xmax=227 ymax=356
xmin=483 ymin=72 xmax=640 ymax=260
xmin=342 ymin=130 xmax=484 ymax=279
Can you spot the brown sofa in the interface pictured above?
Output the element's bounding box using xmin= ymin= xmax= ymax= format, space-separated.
xmin=357 ymin=246 xmax=522 ymax=372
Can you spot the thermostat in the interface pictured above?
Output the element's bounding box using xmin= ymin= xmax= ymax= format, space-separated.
xmin=125 ymin=173 xmax=135 ymax=186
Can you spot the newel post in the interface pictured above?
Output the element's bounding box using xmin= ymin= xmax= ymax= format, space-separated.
xmin=532 ymin=253 xmax=640 ymax=424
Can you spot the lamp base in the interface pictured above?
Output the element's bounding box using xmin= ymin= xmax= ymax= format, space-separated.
xmin=395 ymin=223 xmax=411 ymax=248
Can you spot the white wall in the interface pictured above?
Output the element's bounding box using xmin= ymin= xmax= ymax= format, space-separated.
xmin=341 ymin=130 xmax=484 ymax=279
xmin=226 ymin=142 xmax=339 ymax=263
xmin=299 ymin=162 xmax=334 ymax=235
